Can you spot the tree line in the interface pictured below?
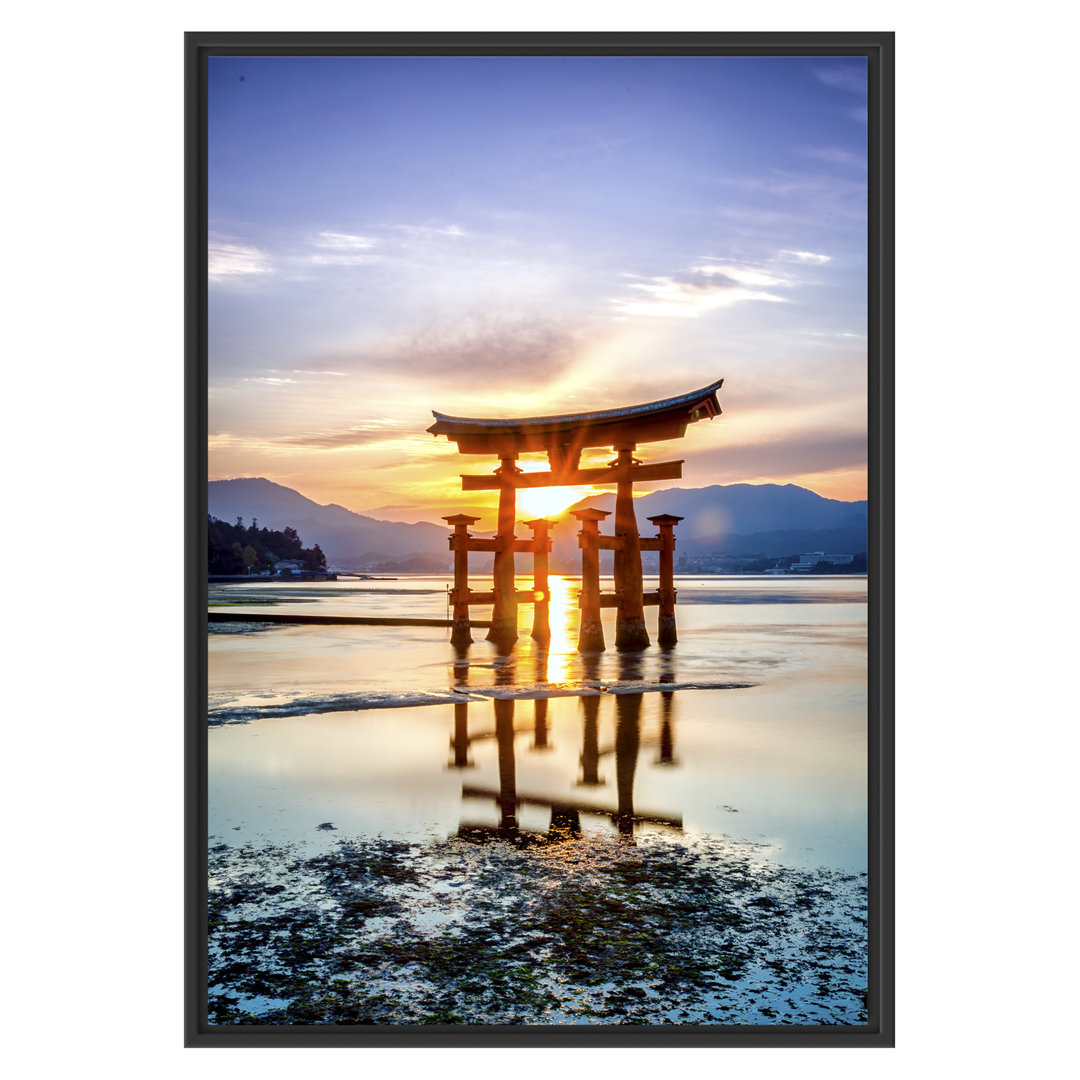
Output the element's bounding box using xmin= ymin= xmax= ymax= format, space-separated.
xmin=208 ymin=516 xmax=327 ymax=576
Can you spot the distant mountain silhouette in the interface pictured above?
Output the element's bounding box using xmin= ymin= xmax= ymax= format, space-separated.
xmin=546 ymin=483 xmax=867 ymax=567
xmin=208 ymin=478 xmax=451 ymax=570
xmin=208 ymin=477 xmax=866 ymax=571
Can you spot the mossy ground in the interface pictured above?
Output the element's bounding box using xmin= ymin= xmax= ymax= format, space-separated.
xmin=208 ymin=832 xmax=867 ymax=1026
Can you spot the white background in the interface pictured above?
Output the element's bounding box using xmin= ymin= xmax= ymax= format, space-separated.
xmin=5 ymin=2 xmax=1076 ymax=1075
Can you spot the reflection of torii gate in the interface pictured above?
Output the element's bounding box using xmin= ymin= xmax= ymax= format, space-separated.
xmin=454 ymin=696 xmax=682 ymax=839
xmin=429 ymin=379 xmax=723 ymax=652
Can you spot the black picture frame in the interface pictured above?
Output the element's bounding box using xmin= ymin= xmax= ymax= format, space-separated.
xmin=186 ymin=30 xmax=894 ymax=1048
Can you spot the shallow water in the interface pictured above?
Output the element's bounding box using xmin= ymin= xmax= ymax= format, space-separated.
xmin=206 ymin=574 xmax=868 ymax=1024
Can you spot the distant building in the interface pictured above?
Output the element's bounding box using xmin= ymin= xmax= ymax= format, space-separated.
xmin=677 ymin=554 xmax=728 ymax=573
xmin=791 ymin=552 xmax=854 ymax=571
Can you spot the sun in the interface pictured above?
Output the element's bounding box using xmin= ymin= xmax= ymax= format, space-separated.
xmin=516 ymin=485 xmax=595 ymax=520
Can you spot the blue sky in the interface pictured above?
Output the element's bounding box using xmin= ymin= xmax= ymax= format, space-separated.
xmin=207 ymin=55 xmax=867 ymax=522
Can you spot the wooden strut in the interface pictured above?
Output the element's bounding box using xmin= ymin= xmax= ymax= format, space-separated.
xmin=444 ymin=510 xmax=555 ymax=650
xmin=447 ymin=508 xmax=682 ymax=652
xmin=572 ymin=507 xmax=683 ymax=651
xmin=461 ymin=459 xmax=684 ymax=490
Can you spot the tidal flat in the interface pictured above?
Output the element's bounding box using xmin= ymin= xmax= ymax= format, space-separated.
xmin=207 ymin=574 xmax=869 ymax=1026
xmin=209 ymin=832 xmax=867 ymax=1025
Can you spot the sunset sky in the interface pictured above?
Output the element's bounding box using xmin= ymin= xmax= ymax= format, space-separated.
xmin=208 ymin=55 xmax=868 ymax=525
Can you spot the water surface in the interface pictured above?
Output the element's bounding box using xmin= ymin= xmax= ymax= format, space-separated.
xmin=207 ymin=574 xmax=868 ymax=1024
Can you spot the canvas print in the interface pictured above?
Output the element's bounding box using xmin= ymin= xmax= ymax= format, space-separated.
xmin=204 ymin=50 xmax=876 ymax=1030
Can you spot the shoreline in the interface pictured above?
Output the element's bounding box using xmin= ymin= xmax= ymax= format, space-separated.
xmin=208 ymin=610 xmax=493 ymax=628
xmin=207 ymin=678 xmax=757 ymax=726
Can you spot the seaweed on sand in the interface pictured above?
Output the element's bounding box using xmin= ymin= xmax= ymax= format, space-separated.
xmin=207 ymin=833 xmax=867 ymax=1026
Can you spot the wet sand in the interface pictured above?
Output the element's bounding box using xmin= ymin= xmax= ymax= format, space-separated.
xmin=206 ymin=574 xmax=868 ymax=1025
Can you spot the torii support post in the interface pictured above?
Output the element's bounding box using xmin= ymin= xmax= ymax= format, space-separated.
xmin=614 ymin=692 xmax=643 ymax=837
xmin=572 ymin=508 xmax=609 ymax=653
xmin=443 ymin=514 xmax=481 ymax=649
xmin=614 ymin=444 xmax=650 ymax=651
xmin=578 ymin=694 xmax=604 ymax=787
xmin=450 ymin=701 xmax=472 ymax=768
xmin=648 ymin=514 xmax=684 ymax=647
xmin=487 ymin=456 xmax=520 ymax=650
xmin=494 ymin=698 xmax=518 ymax=831
xmin=532 ymin=698 xmax=550 ymax=749
xmin=656 ymin=690 xmax=677 ymax=766
xmin=524 ymin=518 xmax=554 ymax=644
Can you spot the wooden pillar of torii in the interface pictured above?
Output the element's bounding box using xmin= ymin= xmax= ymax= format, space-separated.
xmin=428 ymin=378 xmax=723 ymax=652
xmin=573 ymin=507 xmax=685 ymax=651
xmin=488 ymin=456 xmax=519 ymax=646
xmin=613 ymin=443 xmax=648 ymax=649
xmin=524 ymin=518 xmax=554 ymax=643
xmin=444 ymin=512 xmax=553 ymax=651
xmin=649 ymin=514 xmax=684 ymax=647
xmin=572 ymin=507 xmax=609 ymax=652
xmin=444 ymin=513 xmax=480 ymax=648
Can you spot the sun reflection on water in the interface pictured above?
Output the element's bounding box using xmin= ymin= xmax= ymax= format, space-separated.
xmin=543 ymin=575 xmax=578 ymax=685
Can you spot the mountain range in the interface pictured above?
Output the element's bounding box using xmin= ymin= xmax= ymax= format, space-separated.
xmin=208 ymin=478 xmax=450 ymax=571
xmin=561 ymin=484 xmax=866 ymax=557
xmin=208 ymin=477 xmax=867 ymax=571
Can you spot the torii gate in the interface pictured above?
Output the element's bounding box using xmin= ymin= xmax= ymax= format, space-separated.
xmin=429 ymin=378 xmax=723 ymax=651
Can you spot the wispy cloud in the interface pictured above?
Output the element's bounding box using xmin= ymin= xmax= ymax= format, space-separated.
xmin=779 ymin=250 xmax=832 ymax=265
xmin=208 ymin=432 xmax=289 ymax=454
xmin=725 ymin=170 xmax=867 ymax=226
xmin=688 ymin=428 xmax=868 ymax=482
xmin=363 ymin=312 xmax=593 ymax=387
xmin=206 ymin=58 xmax=870 ymax=505
xmin=273 ymin=420 xmax=404 ymax=450
xmin=813 ymin=64 xmax=867 ymax=96
xmin=213 ymin=220 xmax=471 ymax=286
xmin=613 ymin=261 xmax=790 ymax=318
xmin=296 ymin=223 xmax=465 ymax=270
xmin=798 ymin=146 xmax=866 ymax=169
xmin=798 ymin=329 xmax=864 ymax=342
xmin=316 ymin=231 xmax=378 ymax=250
xmin=208 ymin=429 xmax=449 ymax=462
xmin=308 ymin=230 xmax=380 ymax=266
xmin=693 ymin=262 xmax=788 ymax=287
xmin=208 ymin=239 xmax=271 ymax=280
xmin=388 ymin=223 xmax=468 ymax=239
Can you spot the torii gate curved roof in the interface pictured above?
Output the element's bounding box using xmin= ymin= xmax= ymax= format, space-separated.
xmin=428 ymin=378 xmax=723 ymax=455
